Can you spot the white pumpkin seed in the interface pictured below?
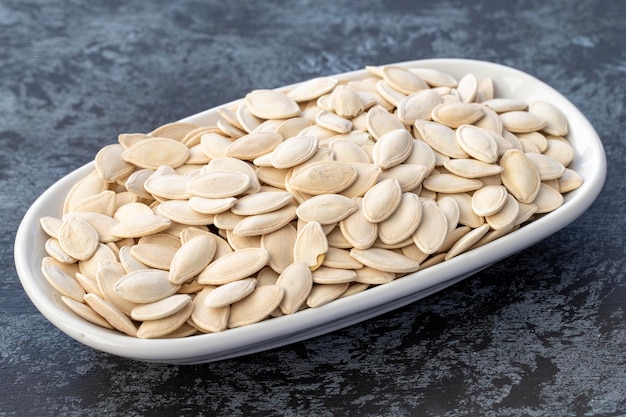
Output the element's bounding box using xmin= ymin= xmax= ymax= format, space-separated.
xmin=500 ymin=149 xmax=541 ymax=203
xmin=372 ymin=128 xmax=413 ymax=169
xmin=130 ymin=243 xmax=177 ymax=270
xmin=261 ymin=223 xmax=297 ymax=273
xmin=296 ymin=194 xmax=357 ymax=225
xmin=169 ymin=235 xmax=217 ymax=285
xmin=40 ymin=262 xmax=86 ymax=302
xmin=136 ymin=302 xmax=194 ymax=339
xmin=455 ymin=124 xmax=498 ymax=163
xmin=231 ymin=191 xmax=293 ymax=215
xmin=485 ymin=193 xmax=520 ymax=230
xmin=306 ymin=283 xmax=349 ymax=308
xmin=286 ymin=77 xmax=339 ymax=102
xmin=122 ymin=137 xmax=189 ymax=169
xmin=412 ymin=199 xmax=448 ymax=254
xmin=228 ymin=285 xmax=284 ymax=328
xmin=366 ymin=105 xmax=406 ymax=141
xmin=114 ymin=269 xmax=181 ymax=304
xmin=529 ymin=101 xmax=568 ymax=136
xmin=349 ymin=247 xmax=420 ymax=273
xmin=58 ymin=216 xmax=99 ymax=261
xmin=131 ymin=294 xmax=192 ymax=321
xmin=471 ymin=185 xmax=508 ymax=217
xmin=293 ymin=220 xmax=328 ymax=270
xmin=190 ymin=287 xmax=229 ymax=333
xmin=270 ymin=135 xmax=319 ymax=169
xmin=431 ymin=102 xmax=484 ymax=128
xmin=445 ymin=223 xmax=490 ymax=260
xmin=226 ymin=131 xmax=282 ymax=161
xmin=197 ymin=247 xmax=269 ymax=285
xmin=61 ymin=296 xmax=113 ymax=329
xmin=362 ymin=179 xmax=402 ymax=223
xmin=378 ymin=193 xmax=422 ymax=245
xmin=499 ymin=111 xmax=546 ymax=133
xmin=414 ymin=120 xmax=468 ymax=159
xmin=532 ymin=183 xmax=564 ymax=213
xmin=245 ymin=89 xmax=300 ymax=119
xmin=275 ymin=262 xmax=313 ymax=314
xmin=84 ymin=293 xmax=137 ymax=337
xmin=354 ymin=266 xmax=396 ymax=284
xmin=204 ymin=278 xmax=257 ymax=308
xmin=288 ymin=161 xmax=357 ymax=195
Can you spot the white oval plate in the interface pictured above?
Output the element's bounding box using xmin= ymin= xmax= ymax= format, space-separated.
xmin=15 ymin=59 xmax=606 ymax=364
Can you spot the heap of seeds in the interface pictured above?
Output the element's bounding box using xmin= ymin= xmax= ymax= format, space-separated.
xmin=39 ymin=64 xmax=583 ymax=338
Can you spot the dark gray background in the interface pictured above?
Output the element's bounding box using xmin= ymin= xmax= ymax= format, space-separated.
xmin=2 ymin=1 xmax=625 ymax=416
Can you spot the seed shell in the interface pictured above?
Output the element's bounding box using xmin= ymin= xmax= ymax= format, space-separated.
xmin=122 ymin=137 xmax=190 ymax=169
xmin=288 ymin=161 xmax=357 ymax=195
xmin=197 ymin=247 xmax=270 ymax=285
xmin=114 ymin=269 xmax=181 ymax=304
xmin=136 ymin=302 xmax=194 ymax=339
xmin=131 ymin=294 xmax=192 ymax=321
xmin=245 ymin=89 xmax=300 ymax=119
xmin=296 ymin=194 xmax=357 ymax=225
xmin=362 ymin=179 xmax=402 ymax=223
xmin=349 ymin=247 xmax=420 ymax=273
xmin=169 ymin=235 xmax=217 ymax=285
xmin=84 ymin=293 xmax=138 ymax=337
xmin=500 ymin=149 xmax=541 ymax=203
xmin=204 ymin=278 xmax=258 ymax=308
xmin=412 ymin=199 xmax=448 ymax=254
xmin=228 ymin=285 xmax=284 ymax=328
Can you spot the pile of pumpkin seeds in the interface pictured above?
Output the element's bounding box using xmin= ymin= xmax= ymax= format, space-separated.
xmin=39 ymin=64 xmax=583 ymax=338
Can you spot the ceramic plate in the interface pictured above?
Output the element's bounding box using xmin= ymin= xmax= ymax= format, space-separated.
xmin=15 ymin=59 xmax=606 ymax=364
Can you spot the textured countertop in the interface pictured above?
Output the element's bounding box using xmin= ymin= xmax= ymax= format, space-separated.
xmin=2 ymin=1 xmax=625 ymax=416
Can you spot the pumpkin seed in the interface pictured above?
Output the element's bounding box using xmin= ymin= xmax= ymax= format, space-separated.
xmin=471 ymin=185 xmax=508 ymax=217
xmin=499 ymin=111 xmax=546 ymax=133
xmin=232 ymin=205 xmax=297 ymax=236
xmin=274 ymin=262 xmax=313 ymax=314
xmin=529 ymin=101 xmax=568 ymax=136
xmin=41 ymin=262 xmax=86 ymax=302
xmin=228 ymin=285 xmax=284 ymax=328
xmin=431 ymin=102 xmax=484 ymax=128
xmin=362 ymin=179 xmax=402 ymax=223
xmin=169 ymin=235 xmax=216 ymax=285
xmin=500 ymin=149 xmax=541 ymax=203
xmin=261 ymin=224 xmax=297 ymax=273
xmin=306 ymin=283 xmax=349 ymax=308
xmin=455 ymin=124 xmax=498 ymax=163
xmin=84 ymin=293 xmax=138 ymax=337
xmin=136 ymin=301 xmax=194 ymax=339
xmin=245 ymin=89 xmax=300 ymax=119
xmin=412 ymin=199 xmax=448 ymax=254
xmin=372 ymin=128 xmax=413 ymax=169
xmin=114 ymin=269 xmax=181 ymax=304
xmin=293 ymin=220 xmax=328 ymax=270
xmin=131 ymin=294 xmax=192 ymax=321
xmin=197 ymin=247 xmax=269 ymax=285
xmin=349 ymin=247 xmax=420 ymax=273
xmin=296 ymin=194 xmax=357 ymax=225
xmin=190 ymin=287 xmax=229 ymax=333
xmin=288 ymin=161 xmax=357 ymax=195
xmin=485 ymin=193 xmax=520 ymax=230
xmin=231 ymin=191 xmax=293 ymax=215
xmin=204 ymin=278 xmax=257 ymax=308
xmin=122 ymin=137 xmax=190 ymax=169
xmin=61 ymin=296 xmax=113 ymax=329
xmin=378 ymin=193 xmax=422 ymax=245
xmin=58 ymin=216 xmax=99 ymax=261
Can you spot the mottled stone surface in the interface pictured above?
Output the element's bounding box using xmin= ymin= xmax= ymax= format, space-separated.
xmin=1 ymin=0 xmax=625 ymax=416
